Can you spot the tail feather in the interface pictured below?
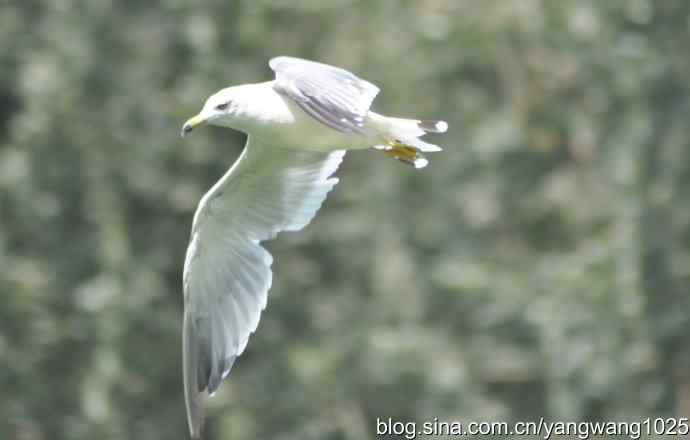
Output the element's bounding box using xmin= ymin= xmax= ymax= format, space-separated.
xmin=399 ymin=137 xmax=443 ymax=152
xmin=382 ymin=116 xmax=448 ymax=137
xmin=380 ymin=116 xmax=448 ymax=151
xmin=370 ymin=113 xmax=448 ymax=168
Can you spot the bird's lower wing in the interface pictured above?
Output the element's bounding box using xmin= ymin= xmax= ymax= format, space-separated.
xmin=182 ymin=136 xmax=345 ymax=439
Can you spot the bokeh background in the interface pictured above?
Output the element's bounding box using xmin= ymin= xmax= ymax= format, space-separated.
xmin=2 ymin=1 xmax=690 ymax=439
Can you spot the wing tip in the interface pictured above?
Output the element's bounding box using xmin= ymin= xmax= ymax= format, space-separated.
xmin=414 ymin=156 xmax=429 ymax=169
xmin=268 ymin=56 xmax=286 ymax=71
xmin=435 ymin=120 xmax=449 ymax=133
xmin=418 ymin=119 xmax=448 ymax=134
xmin=189 ymin=418 xmax=204 ymax=440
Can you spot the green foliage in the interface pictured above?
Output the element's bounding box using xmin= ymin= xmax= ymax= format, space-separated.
xmin=1 ymin=1 xmax=689 ymax=439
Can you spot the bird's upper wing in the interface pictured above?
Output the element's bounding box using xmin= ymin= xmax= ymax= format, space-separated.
xmin=269 ymin=56 xmax=380 ymax=134
xmin=182 ymin=136 xmax=345 ymax=438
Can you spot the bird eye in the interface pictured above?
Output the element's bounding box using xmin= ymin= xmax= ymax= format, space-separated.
xmin=216 ymin=102 xmax=229 ymax=111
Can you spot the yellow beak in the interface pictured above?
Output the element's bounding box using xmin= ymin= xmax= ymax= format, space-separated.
xmin=181 ymin=114 xmax=206 ymax=137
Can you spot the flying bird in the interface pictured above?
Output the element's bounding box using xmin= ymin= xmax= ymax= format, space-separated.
xmin=180 ymin=56 xmax=447 ymax=438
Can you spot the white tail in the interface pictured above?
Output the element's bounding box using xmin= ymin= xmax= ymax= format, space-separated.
xmin=370 ymin=113 xmax=448 ymax=168
xmin=371 ymin=113 xmax=447 ymax=151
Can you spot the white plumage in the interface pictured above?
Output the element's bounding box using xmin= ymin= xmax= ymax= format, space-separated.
xmin=180 ymin=56 xmax=447 ymax=438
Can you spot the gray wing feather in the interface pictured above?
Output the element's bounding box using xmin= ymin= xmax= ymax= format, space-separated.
xmin=183 ymin=137 xmax=345 ymax=439
xmin=269 ymin=56 xmax=380 ymax=134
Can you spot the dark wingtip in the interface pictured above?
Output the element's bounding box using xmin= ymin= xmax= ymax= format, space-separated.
xmin=418 ymin=120 xmax=448 ymax=133
xmin=186 ymin=391 xmax=205 ymax=440
xmin=191 ymin=424 xmax=204 ymax=440
xmin=183 ymin=311 xmax=207 ymax=440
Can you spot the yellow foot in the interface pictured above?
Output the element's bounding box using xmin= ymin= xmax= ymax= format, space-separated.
xmin=379 ymin=140 xmax=428 ymax=168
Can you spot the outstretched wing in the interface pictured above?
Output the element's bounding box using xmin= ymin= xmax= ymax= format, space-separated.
xmin=270 ymin=56 xmax=380 ymax=134
xmin=182 ymin=137 xmax=345 ymax=439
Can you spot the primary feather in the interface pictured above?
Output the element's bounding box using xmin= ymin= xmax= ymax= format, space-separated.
xmin=182 ymin=137 xmax=344 ymax=438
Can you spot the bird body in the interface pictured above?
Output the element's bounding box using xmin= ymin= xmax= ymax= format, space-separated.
xmin=188 ymin=80 xmax=429 ymax=154
xmin=180 ymin=56 xmax=447 ymax=438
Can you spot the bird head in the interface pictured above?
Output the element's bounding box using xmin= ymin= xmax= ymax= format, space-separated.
xmin=181 ymin=87 xmax=242 ymax=137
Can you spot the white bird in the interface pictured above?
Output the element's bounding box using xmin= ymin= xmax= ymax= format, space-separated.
xmin=180 ymin=56 xmax=447 ymax=438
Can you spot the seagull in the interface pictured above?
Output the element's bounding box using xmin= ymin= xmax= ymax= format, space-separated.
xmin=180 ymin=56 xmax=447 ymax=438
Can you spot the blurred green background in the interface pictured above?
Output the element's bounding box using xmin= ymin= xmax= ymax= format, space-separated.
xmin=2 ymin=1 xmax=690 ymax=439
